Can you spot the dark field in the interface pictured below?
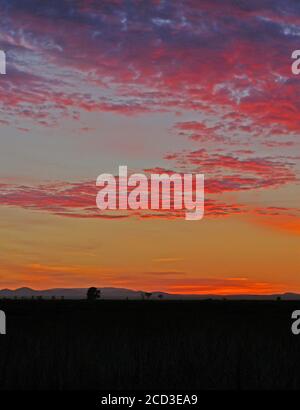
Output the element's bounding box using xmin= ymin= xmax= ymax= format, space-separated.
xmin=0 ymin=300 xmax=300 ymax=390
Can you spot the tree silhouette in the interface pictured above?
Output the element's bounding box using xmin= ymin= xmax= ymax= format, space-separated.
xmin=87 ymin=287 xmax=101 ymax=301
xmin=145 ymin=292 xmax=152 ymax=300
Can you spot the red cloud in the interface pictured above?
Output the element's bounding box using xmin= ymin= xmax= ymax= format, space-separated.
xmin=0 ymin=0 xmax=299 ymax=226
xmin=1 ymin=0 xmax=300 ymax=144
xmin=0 ymin=166 xmax=298 ymax=221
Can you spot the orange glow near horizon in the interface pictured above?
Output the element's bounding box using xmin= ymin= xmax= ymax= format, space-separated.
xmin=0 ymin=206 xmax=299 ymax=295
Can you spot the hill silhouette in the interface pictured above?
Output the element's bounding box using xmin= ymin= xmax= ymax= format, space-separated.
xmin=1 ymin=287 xmax=300 ymax=300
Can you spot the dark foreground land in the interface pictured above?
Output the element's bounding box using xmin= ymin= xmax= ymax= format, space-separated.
xmin=0 ymin=300 xmax=300 ymax=390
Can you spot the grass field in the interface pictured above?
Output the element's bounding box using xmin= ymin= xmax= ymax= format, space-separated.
xmin=0 ymin=300 xmax=299 ymax=390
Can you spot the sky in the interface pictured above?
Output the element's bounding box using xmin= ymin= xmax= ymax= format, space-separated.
xmin=0 ymin=0 xmax=299 ymax=294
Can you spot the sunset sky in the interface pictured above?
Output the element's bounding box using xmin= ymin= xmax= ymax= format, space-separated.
xmin=0 ymin=0 xmax=299 ymax=294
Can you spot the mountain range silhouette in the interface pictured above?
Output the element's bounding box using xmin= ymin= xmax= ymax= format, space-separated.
xmin=1 ymin=287 xmax=300 ymax=300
